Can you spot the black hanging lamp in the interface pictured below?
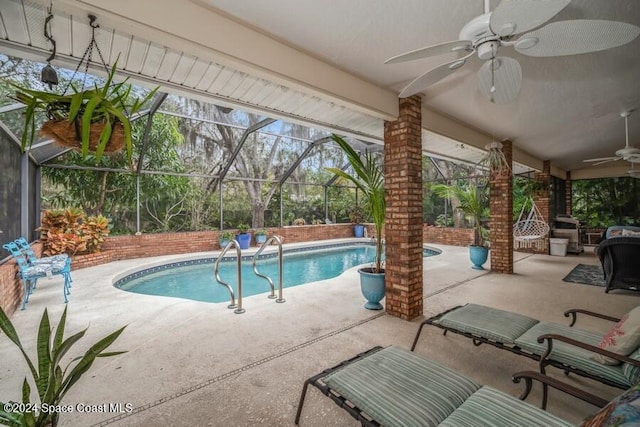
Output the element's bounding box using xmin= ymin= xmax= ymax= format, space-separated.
xmin=41 ymin=3 xmax=59 ymax=89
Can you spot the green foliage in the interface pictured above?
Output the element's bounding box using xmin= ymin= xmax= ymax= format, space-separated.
xmin=348 ymin=205 xmax=366 ymax=224
xmin=432 ymin=182 xmax=489 ymax=247
xmin=255 ymin=228 xmax=267 ymax=236
xmin=237 ymin=223 xmax=249 ymax=234
xmin=42 ymin=115 xmax=189 ymax=233
xmin=11 ymin=61 xmax=158 ymax=163
xmin=572 ymin=177 xmax=640 ymax=227
xmin=327 ymin=135 xmax=385 ymax=272
xmin=0 ymin=306 xmax=125 ymax=427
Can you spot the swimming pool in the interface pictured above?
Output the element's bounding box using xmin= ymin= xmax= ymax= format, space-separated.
xmin=115 ymin=242 xmax=440 ymax=304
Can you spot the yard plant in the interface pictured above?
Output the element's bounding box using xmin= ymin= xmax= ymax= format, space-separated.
xmin=0 ymin=307 xmax=126 ymax=427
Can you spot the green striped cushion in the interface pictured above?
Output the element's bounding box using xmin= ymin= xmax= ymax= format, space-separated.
xmin=433 ymin=304 xmax=539 ymax=344
xmin=438 ymin=386 xmax=572 ymax=427
xmin=322 ymin=346 xmax=480 ymax=427
xmin=621 ymin=348 xmax=640 ymax=384
xmin=514 ymin=322 xmax=629 ymax=387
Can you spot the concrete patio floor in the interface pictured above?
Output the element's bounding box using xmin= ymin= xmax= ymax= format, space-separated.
xmin=1 ymin=240 xmax=638 ymax=426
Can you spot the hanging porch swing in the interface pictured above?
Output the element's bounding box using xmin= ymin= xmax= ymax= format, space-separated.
xmin=513 ymin=197 xmax=550 ymax=251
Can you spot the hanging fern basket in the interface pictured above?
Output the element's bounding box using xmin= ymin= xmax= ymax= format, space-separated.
xmin=40 ymin=119 xmax=126 ymax=153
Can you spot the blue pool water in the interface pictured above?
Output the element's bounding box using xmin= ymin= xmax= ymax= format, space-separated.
xmin=115 ymin=243 xmax=440 ymax=303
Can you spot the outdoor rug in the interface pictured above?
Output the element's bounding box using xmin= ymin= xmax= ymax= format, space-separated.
xmin=562 ymin=264 xmax=606 ymax=287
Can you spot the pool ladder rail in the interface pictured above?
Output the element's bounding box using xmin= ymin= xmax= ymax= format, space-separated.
xmin=252 ymin=235 xmax=285 ymax=304
xmin=214 ymin=239 xmax=245 ymax=314
xmin=213 ymin=235 xmax=285 ymax=314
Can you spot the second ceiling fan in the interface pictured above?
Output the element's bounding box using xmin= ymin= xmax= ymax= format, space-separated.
xmin=385 ymin=0 xmax=640 ymax=103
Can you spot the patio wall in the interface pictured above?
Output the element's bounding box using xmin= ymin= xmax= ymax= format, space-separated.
xmin=423 ymin=225 xmax=474 ymax=246
xmin=0 ymin=223 xmax=474 ymax=316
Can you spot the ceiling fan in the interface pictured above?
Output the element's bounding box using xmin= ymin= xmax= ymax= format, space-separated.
xmin=583 ymin=112 xmax=640 ymax=166
xmin=385 ymin=0 xmax=640 ymax=103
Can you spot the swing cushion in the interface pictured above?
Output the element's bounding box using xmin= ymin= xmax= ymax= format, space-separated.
xmin=513 ymin=219 xmax=550 ymax=239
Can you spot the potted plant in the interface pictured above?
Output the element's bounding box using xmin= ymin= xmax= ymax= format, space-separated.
xmin=12 ymin=60 xmax=157 ymax=164
xmin=236 ymin=223 xmax=252 ymax=249
xmin=327 ymin=134 xmax=386 ymax=310
xmin=219 ymin=230 xmax=234 ymax=249
xmin=0 ymin=306 xmax=125 ymax=427
xmin=255 ymin=228 xmax=268 ymax=245
xmin=478 ymin=141 xmax=511 ymax=177
xmin=432 ymin=181 xmax=490 ymax=270
xmin=348 ymin=205 xmax=366 ymax=237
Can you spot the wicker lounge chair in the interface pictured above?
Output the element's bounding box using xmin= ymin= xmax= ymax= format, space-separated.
xmin=596 ymin=236 xmax=640 ymax=293
xmin=295 ymin=345 xmax=639 ymax=426
xmin=411 ymin=304 xmax=640 ymax=403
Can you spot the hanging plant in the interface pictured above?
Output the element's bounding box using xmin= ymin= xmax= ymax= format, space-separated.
xmin=12 ymin=61 xmax=157 ymax=163
xmin=478 ymin=141 xmax=511 ymax=177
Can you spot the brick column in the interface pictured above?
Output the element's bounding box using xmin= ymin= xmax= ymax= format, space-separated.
xmin=565 ymin=171 xmax=572 ymax=215
xmin=533 ymin=160 xmax=551 ymax=254
xmin=489 ymin=140 xmax=513 ymax=273
xmin=384 ymin=96 xmax=423 ymax=320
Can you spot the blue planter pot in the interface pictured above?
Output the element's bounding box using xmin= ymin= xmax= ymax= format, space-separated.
xmin=354 ymin=224 xmax=365 ymax=237
xmin=469 ymin=245 xmax=489 ymax=270
xmin=236 ymin=233 xmax=252 ymax=249
xmin=358 ymin=267 xmax=385 ymax=310
xmin=219 ymin=239 xmax=230 ymax=249
xmin=255 ymin=234 xmax=267 ymax=244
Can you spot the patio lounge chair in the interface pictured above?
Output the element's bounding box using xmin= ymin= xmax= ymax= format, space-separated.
xmin=2 ymin=241 xmax=71 ymax=309
xmin=295 ymin=345 xmax=639 ymax=426
xmin=411 ymin=304 xmax=640 ymax=399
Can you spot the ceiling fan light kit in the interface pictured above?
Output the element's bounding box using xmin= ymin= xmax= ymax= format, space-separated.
xmin=385 ymin=0 xmax=640 ymax=103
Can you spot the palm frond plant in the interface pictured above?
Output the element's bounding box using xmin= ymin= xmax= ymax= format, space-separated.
xmin=327 ymin=135 xmax=385 ymax=273
xmin=0 ymin=306 xmax=126 ymax=427
xmin=433 ymin=181 xmax=490 ymax=269
xmin=432 ymin=182 xmax=489 ymax=247
xmin=11 ymin=61 xmax=157 ymax=164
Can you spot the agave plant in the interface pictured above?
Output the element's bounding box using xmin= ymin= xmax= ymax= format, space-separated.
xmin=327 ymin=134 xmax=385 ymax=273
xmin=0 ymin=307 xmax=126 ymax=427
xmin=12 ymin=60 xmax=157 ymax=163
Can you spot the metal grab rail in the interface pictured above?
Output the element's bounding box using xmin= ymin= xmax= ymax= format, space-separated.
xmin=214 ymin=239 xmax=245 ymax=314
xmin=252 ymin=236 xmax=285 ymax=303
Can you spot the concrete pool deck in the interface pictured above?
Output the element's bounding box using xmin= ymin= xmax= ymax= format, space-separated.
xmin=1 ymin=240 xmax=638 ymax=426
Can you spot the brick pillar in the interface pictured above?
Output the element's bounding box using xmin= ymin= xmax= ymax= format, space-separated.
xmin=384 ymin=96 xmax=423 ymax=320
xmin=489 ymin=140 xmax=513 ymax=273
xmin=533 ymin=160 xmax=552 ymax=254
xmin=565 ymin=171 xmax=572 ymax=215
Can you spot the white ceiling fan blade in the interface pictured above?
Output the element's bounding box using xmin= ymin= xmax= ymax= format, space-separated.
xmin=385 ymin=40 xmax=472 ymax=64
xmin=514 ymin=20 xmax=640 ymax=57
xmin=583 ymin=156 xmax=618 ymax=163
xmin=592 ymin=158 xmax=621 ymax=166
xmin=477 ymin=56 xmax=522 ymax=104
xmin=398 ymin=52 xmax=474 ymax=98
xmin=490 ymin=0 xmax=570 ymax=37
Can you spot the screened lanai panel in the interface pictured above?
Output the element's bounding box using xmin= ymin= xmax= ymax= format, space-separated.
xmin=0 ymin=128 xmax=21 ymax=258
xmin=292 ymin=141 xmax=347 ymax=186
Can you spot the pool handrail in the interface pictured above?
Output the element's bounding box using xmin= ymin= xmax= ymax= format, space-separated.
xmin=214 ymin=239 xmax=245 ymax=314
xmin=251 ymin=235 xmax=285 ymax=304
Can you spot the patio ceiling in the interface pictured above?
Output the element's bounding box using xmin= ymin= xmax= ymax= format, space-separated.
xmin=1 ymin=0 xmax=638 ymax=179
